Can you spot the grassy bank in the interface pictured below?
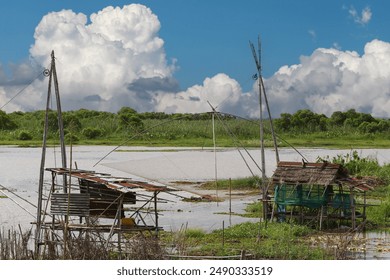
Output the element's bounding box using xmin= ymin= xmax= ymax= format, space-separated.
xmin=2 ymin=108 xmax=390 ymax=148
xmin=3 ymin=129 xmax=390 ymax=148
xmin=162 ymin=221 xmax=333 ymax=259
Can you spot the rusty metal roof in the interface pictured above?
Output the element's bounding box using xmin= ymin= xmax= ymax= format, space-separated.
xmin=46 ymin=168 xmax=173 ymax=193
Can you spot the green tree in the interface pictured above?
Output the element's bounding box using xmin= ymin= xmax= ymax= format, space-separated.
xmin=290 ymin=109 xmax=328 ymax=132
xmin=82 ymin=127 xmax=103 ymax=139
xmin=344 ymin=109 xmax=376 ymax=128
xmin=117 ymin=107 xmax=137 ymax=115
xmin=330 ymin=111 xmax=347 ymax=126
xmin=358 ymin=122 xmax=380 ymax=134
xmin=117 ymin=107 xmax=144 ymax=130
xmin=275 ymin=113 xmax=292 ymax=131
xmin=63 ymin=113 xmax=82 ymax=131
xmin=0 ymin=110 xmax=17 ymax=130
xmin=17 ymin=130 xmax=33 ymax=140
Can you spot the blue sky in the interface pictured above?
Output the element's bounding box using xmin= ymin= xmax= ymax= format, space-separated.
xmin=1 ymin=0 xmax=384 ymax=87
xmin=1 ymin=1 xmax=390 ymax=117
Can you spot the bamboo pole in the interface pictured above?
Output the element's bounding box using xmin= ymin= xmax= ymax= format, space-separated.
xmin=154 ymin=191 xmax=159 ymax=236
xmin=36 ymin=51 xmax=68 ymax=258
xmin=35 ymin=56 xmax=53 ymax=258
xmin=229 ymin=178 xmax=232 ymax=221
xmin=350 ymin=187 xmax=356 ymax=229
xmin=259 ymin=76 xmax=279 ymax=163
xmin=118 ymin=194 xmax=124 ymax=259
xmin=212 ymin=112 xmax=219 ymax=204
xmin=51 ymin=50 xmax=67 ymax=192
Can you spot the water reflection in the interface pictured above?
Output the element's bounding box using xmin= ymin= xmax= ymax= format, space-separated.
xmin=353 ymin=231 xmax=390 ymax=260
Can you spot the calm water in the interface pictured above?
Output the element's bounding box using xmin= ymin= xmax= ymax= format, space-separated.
xmin=0 ymin=145 xmax=389 ymax=258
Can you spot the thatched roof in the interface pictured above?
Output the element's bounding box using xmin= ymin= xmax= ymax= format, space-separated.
xmin=271 ymin=161 xmax=348 ymax=186
xmin=271 ymin=161 xmax=374 ymax=191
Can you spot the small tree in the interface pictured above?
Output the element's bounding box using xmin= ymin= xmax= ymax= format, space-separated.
xmin=117 ymin=107 xmax=144 ymax=131
xmin=17 ymin=130 xmax=33 ymax=140
xmin=0 ymin=110 xmax=17 ymax=130
xmin=82 ymin=127 xmax=103 ymax=139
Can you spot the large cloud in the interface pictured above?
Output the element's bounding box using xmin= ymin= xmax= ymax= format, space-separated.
xmin=31 ymin=5 xmax=177 ymax=112
xmin=155 ymin=73 xmax=254 ymax=114
xmin=0 ymin=4 xmax=177 ymax=113
xmin=264 ymin=39 xmax=390 ymax=117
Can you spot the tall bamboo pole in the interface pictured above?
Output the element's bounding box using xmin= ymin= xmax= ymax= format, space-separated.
xmin=35 ymin=50 xmax=68 ymax=258
xmin=51 ymin=51 xmax=67 ymax=192
xmin=212 ymin=112 xmax=219 ymax=203
xmin=35 ymin=58 xmax=53 ymax=258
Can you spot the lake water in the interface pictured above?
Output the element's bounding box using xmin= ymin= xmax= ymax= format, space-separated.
xmin=0 ymin=145 xmax=389 ymax=258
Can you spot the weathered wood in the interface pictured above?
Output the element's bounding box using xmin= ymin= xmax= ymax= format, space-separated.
xmin=51 ymin=193 xmax=90 ymax=216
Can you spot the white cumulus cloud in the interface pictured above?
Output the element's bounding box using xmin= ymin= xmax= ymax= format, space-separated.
xmin=1 ymin=4 xmax=177 ymax=113
xmin=155 ymin=73 xmax=252 ymax=114
xmin=265 ymin=39 xmax=390 ymax=118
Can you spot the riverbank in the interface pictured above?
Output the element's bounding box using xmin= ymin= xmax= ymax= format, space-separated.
xmin=3 ymin=133 xmax=390 ymax=149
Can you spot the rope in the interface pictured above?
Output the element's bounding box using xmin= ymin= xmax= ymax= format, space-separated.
xmin=217 ymin=111 xmax=309 ymax=162
xmin=0 ymin=185 xmax=35 ymax=218
xmin=93 ymin=114 xmax=195 ymax=167
xmin=0 ymin=70 xmax=46 ymax=111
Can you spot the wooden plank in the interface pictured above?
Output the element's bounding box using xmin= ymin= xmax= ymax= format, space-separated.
xmin=51 ymin=193 xmax=90 ymax=216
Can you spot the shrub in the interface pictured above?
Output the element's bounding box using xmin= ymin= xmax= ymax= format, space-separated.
xmin=65 ymin=134 xmax=79 ymax=144
xmin=82 ymin=127 xmax=103 ymax=139
xmin=17 ymin=130 xmax=33 ymax=140
xmin=118 ymin=113 xmax=144 ymax=131
xmin=63 ymin=113 xmax=82 ymax=131
xmin=184 ymin=228 xmax=206 ymax=238
xmin=0 ymin=110 xmax=17 ymax=130
xmin=366 ymin=196 xmax=390 ymax=226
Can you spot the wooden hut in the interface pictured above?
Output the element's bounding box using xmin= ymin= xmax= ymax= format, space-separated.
xmin=269 ymin=161 xmax=373 ymax=229
xmin=36 ymin=167 xmax=174 ymax=257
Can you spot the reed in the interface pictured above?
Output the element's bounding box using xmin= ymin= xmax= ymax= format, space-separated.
xmin=0 ymin=227 xmax=33 ymax=260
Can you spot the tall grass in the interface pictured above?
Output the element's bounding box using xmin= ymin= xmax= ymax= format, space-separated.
xmin=0 ymin=226 xmax=166 ymax=260
xmin=200 ymin=176 xmax=261 ymax=190
xmin=0 ymin=227 xmax=33 ymax=260
xmin=176 ymin=222 xmax=332 ymax=259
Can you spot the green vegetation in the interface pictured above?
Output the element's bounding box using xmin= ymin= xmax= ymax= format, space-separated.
xmin=274 ymin=109 xmax=390 ymax=148
xmin=243 ymin=201 xmax=263 ymax=218
xmin=318 ymin=151 xmax=390 ymax=227
xmin=162 ymin=221 xmax=332 ymax=259
xmin=2 ymin=107 xmax=390 ymax=147
xmin=199 ymin=176 xmax=261 ymax=190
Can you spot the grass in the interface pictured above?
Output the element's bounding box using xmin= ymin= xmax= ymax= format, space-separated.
xmin=199 ymin=176 xmax=261 ymax=190
xmin=162 ymin=221 xmax=332 ymax=259
xmin=366 ymin=196 xmax=390 ymax=227
xmin=4 ymin=133 xmax=390 ymax=148
xmin=242 ymin=201 xmax=263 ymax=218
xmin=276 ymin=132 xmax=390 ymax=148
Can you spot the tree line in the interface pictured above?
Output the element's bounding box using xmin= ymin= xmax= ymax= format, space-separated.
xmin=274 ymin=109 xmax=390 ymax=134
xmin=0 ymin=107 xmax=234 ymax=143
xmin=0 ymin=107 xmax=389 ymax=144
